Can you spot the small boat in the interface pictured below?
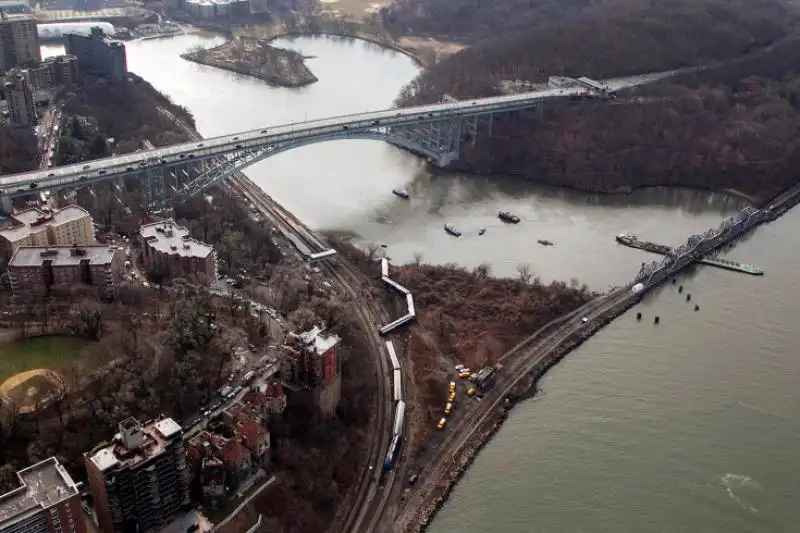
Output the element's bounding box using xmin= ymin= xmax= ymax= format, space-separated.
xmin=498 ymin=210 xmax=520 ymax=224
xmin=537 ymin=239 xmax=553 ymax=246
xmin=478 ymin=228 xmax=486 ymax=236
xmin=444 ymin=223 xmax=461 ymax=237
xmin=392 ymin=189 xmax=410 ymax=199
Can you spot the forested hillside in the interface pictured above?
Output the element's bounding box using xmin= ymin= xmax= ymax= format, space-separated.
xmin=395 ymin=0 xmax=791 ymax=104
xmin=381 ymin=0 xmax=594 ymax=43
xmin=389 ymin=0 xmax=800 ymax=202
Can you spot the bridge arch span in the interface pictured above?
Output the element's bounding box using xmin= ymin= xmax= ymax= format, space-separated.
xmin=244 ymin=129 xmax=443 ymax=165
xmin=179 ymin=128 xmax=452 ymax=201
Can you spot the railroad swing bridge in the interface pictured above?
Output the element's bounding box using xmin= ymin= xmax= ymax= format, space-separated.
xmin=0 ymin=75 xmax=631 ymax=213
xmin=632 ymin=205 xmax=767 ymax=285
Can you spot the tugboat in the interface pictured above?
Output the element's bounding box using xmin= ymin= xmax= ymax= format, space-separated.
xmin=392 ymin=188 xmax=410 ymax=199
xmin=444 ymin=223 xmax=462 ymax=237
xmin=498 ymin=210 xmax=520 ymax=224
xmin=537 ymin=239 xmax=554 ymax=246
xmin=478 ymin=228 xmax=486 ymax=236
xmin=615 ymin=233 xmax=637 ymax=246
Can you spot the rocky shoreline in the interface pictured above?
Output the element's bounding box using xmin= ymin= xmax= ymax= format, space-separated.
xmin=181 ymin=37 xmax=318 ymax=88
xmin=407 ymin=293 xmax=642 ymax=533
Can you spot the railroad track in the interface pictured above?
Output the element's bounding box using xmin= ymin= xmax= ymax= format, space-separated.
xmin=224 ymin=174 xmax=397 ymax=533
xmin=396 ymin=289 xmax=632 ymax=532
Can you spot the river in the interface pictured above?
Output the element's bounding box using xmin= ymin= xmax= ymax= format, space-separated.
xmin=42 ymin=34 xmax=799 ymax=531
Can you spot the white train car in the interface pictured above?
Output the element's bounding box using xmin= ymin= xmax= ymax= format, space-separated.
xmin=393 ymin=400 xmax=406 ymax=436
xmin=393 ymin=369 xmax=403 ymax=402
xmin=378 ymin=313 xmax=415 ymax=336
xmin=308 ymin=249 xmax=337 ymax=262
xmin=384 ymin=278 xmax=410 ymax=295
xmin=386 ymin=341 xmax=401 ymax=371
xmin=381 ymin=257 xmax=390 ymax=278
xmin=406 ymin=294 xmax=415 ymax=317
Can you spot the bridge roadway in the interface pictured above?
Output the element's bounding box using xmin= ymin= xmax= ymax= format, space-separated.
xmin=0 ymin=86 xmax=593 ymax=194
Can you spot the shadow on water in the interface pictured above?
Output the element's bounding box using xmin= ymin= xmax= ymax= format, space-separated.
xmin=368 ymin=169 xmax=748 ymax=224
xmin=422 ymin=170 xmax=750 ymax=213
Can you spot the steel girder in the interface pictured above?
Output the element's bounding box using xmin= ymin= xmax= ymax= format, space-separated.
xmin=172 ymin=118 xmax=486 ymax=205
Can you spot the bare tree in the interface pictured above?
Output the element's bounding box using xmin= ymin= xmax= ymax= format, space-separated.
xmin=517 ymin=263 xmax=533 ymax=284
xmin=50 ymin=372 xmax=69 ymax=432
xmin=473 ymin=263 xmax=492 ymax=278
xmin=366 ymin=243 xmax=380 ymax=261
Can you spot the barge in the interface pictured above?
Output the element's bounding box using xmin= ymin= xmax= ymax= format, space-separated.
xmin=498 ymin=210 xmax=520 ymax=224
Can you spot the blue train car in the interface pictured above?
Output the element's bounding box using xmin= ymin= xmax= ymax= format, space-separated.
xmin=383 ymin=434 xmax=402 ymax=470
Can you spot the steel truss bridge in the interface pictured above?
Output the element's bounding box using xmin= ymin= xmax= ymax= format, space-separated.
xmin=632 ymin=181 xmax=800 ymax=287
xmin=0 ymin=72 xmax=671 ymax=212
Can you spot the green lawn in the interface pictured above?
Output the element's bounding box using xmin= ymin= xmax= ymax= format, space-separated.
xmin=0 ymin=336 xmax=90 ymax=383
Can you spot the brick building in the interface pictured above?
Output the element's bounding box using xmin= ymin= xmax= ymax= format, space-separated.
xmin=0 ymin=457 xmax=86 ymax=533
xmin=0 ymin=12 xmax=40 ymax=72
xmin=3 ymin=69 xmax=34 ymax=126
xmin=8 ymin=245 xmax=124 ymax=299
xmin=63 ymin=26 xmax=126 ymax=82
xmin=85 ymin=417 xmax=190 ymax=533
xmin=0 ymin=205 xmax=94 ymax=254
xmin=284 ymin=326 xmax=341 ymax=417
xmin=26 ymin=54 xmax=79 ymax=89
xmin=139 ymin=220 xmax=215 ymax=283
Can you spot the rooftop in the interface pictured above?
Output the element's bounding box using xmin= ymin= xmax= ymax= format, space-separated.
xmin=140 ymin=219 xmax=213 ymax=259
xmin=86 ymin=416 xmax=183 ymax=473
xmin=263 ymin=380 xmax=284 ymax=399
xmin=219 ymin=440 xmax=250 ymax=463
xmin=291 ymin=325 xmax=340 ymax=356
xmin=238 ymin=421 xmax=267 ymax=443
xmin=0 ymin=205 xmax=91 ymax=244
xmin=9 ymin=245 xmax=119 ymax=268
xmin=0 ymin=457 xmax=79 ymax=523
xmin=0 ymin=12 xmax=35 ymax=22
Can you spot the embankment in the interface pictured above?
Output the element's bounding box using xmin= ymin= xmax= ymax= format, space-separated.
xmin=408 ymin=293 xmax=640 ymax=532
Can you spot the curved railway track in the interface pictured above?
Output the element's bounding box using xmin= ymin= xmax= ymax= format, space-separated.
xmin=224 ymin=175 xmax=399 ymax=533
xmin=225 ymin=174 xmax=633 ymax=533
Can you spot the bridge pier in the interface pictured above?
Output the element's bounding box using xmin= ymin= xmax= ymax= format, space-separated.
xmin=0 ymin=195 xmax=12 ymax=215
xmin=142 ymin=158 xmax=167 ymax=213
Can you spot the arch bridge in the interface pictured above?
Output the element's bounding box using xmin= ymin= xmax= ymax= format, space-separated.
xmin=0 ymin=72 xmax=668 ymax=211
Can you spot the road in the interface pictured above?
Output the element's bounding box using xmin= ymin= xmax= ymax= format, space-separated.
xmin=37 ymin=102 xmax=62 ymax=170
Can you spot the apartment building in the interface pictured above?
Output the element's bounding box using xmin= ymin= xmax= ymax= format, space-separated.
xmin=284 ymin=326 xmax=342 ymax=417
xmin=63 ymin=26 xmax=126 ymax=82
xmin=0 ymin=12 xmax=40 ymax=72
xmin=139 ymin=220 xmax=215 ymax=283
xmin=3 ymin=69 xmax=34 ymax=126
xmin=27 ymin=54 xmax=79 ymax=89
xmin=0 ymin=457 xmax=86 ymax=533
xmin=8 ymin=245 xmax=124 ymax=299
xmin=0 ymin=205 xmax=94 ymax=253
xmin=85 ymin=417 xmax=190 ymax=533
